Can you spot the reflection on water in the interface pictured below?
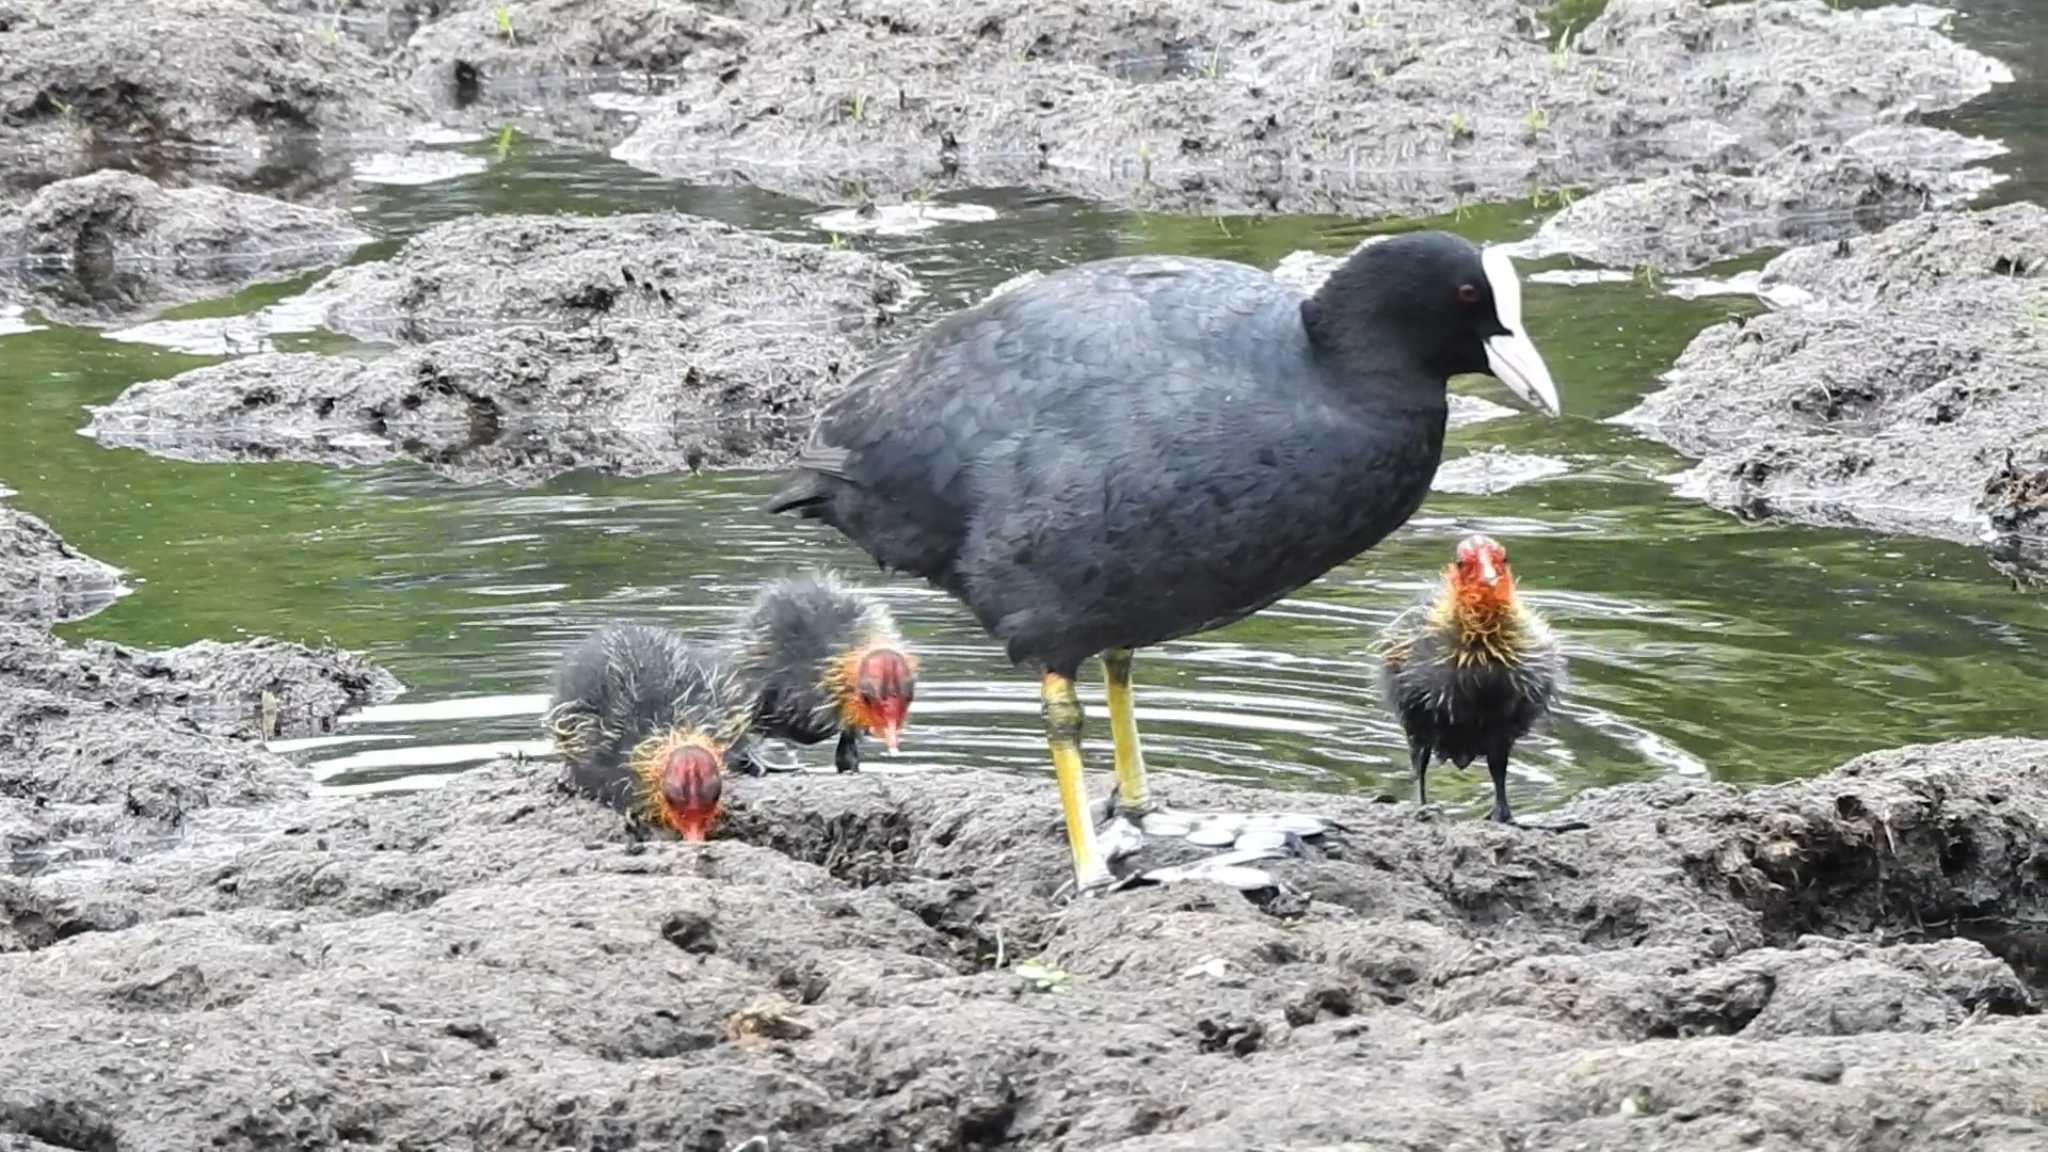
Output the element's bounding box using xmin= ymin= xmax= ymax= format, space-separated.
xmin=1 ymin=6 xmax=2045 ymax=821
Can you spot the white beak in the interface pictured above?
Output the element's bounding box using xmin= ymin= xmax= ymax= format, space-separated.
xmin=1480 ymin=247 xmax=1562 ymax=417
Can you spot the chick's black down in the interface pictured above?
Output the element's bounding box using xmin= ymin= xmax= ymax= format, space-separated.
xmin=546 ymin=623 xmax=754 ymax=811
xmin=1377 ymin=610 xmax=1564 ymax=774
xmin=729 ymin=571 xmax=901 ymax=747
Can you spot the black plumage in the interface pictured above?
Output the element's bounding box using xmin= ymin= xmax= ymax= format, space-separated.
xmin=726 ymin=571 xmax=910 ymax=773
xmin=544 ymin=623 xmax=755 ymax=827
xmin=766 ymin=232 xmax=1559 ymax=888
xmin=1376 ymin=535 xmax=1565 ymax=824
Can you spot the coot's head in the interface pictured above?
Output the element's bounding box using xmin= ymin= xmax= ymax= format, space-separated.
xmin=831 ymin=645 xmax=917 ymax=752
xmin=1446 ymin=532 xmax=1518 ymax=617
xmin=635 ymin=731 xmax=725 ymax=841
xmin=1309 ymin=232 xmax=1560 ymax=417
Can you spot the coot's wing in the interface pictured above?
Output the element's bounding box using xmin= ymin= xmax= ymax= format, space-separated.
xmin=783 ymin=257 xmax=1292 ymax=575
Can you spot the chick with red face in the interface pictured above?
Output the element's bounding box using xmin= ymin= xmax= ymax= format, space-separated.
xmin=729 ymin=571 xmax=917 ymax=774
xmin=546 ymin=623 xmax=755 ymax=842
xmin=1376 ymin=533 xmax=1566 ymax=825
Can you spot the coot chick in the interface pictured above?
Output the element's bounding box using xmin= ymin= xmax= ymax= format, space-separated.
xmin=545 ymin=623 xmax=756 ymax=841
xmin=728 ymin=570 xmax=917 ymax=773
xmin=768 ymin=233 xmax=1560 ymax=891
xmin=1376 ymin=533 xmax=1565 ymax=825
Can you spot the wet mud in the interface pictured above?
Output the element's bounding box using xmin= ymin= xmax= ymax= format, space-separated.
xmin=84 ymin=212 xmax=915 ymax=485
xmin=1614 ymin=203 xmax=2048 ymax=568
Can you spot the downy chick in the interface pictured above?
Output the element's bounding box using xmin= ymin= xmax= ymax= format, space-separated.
xmin=1377 ymin=533 xmax=1564 ymax=824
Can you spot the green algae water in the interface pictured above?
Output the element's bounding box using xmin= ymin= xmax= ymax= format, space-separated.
xmin=4 ymin=7 xmax=2046 ymax=819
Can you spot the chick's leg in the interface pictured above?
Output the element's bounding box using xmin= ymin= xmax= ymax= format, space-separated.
xmin=1101 ymin=648 xmax=1152 ymax=814
xmin=1042 ymin=670 xmax=1109 ymax=891
xmin=1486 ymin=747 xmax=1514 ymax=824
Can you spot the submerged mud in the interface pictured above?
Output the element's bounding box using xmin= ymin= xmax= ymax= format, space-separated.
xmin=4 ymin=726 xmax=2047 ymax=1149
xmin=0 ymin=170 xmax=372 ymax=326
xmin=85 ymin=212 xmax=915 ymax=485
xmin=1614 ymin=203 xmax=2048 ymax=565
xmin=0 ymin=502 xmax=123 ymax=625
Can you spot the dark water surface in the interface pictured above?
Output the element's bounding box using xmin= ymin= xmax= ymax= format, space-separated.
xmin=2 ymin=3 xmax=2044 ymax=818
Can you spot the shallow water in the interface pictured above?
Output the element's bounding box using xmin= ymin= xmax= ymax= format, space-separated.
xmin=2 ymin=4 xmax=2045 ymax=820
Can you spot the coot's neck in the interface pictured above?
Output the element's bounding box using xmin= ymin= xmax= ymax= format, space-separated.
xmin=1295 ymin=348 xmax=1451 ymax=573
xmin=1300 ymin=297 xmax=1455 ymax=418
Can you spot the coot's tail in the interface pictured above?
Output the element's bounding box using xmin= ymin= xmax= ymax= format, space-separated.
xmin=764 ymin=472 xmax=830 ymax=518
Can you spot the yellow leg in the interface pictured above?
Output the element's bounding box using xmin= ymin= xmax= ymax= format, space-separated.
xmin=1101 ymin=648 xmax=1151 ymax=813
xmin=1041 ymin=671 xmax=1108 ymax=889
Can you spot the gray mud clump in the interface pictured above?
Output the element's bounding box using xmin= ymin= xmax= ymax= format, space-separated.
xmin=400 ymin=0 xmax=753 ymax=140
xmin=0 ymin=170 xmax=372 ymax=326
xmin=4 ymin=730 xmax=2047 ymax=1148
xmin=0 ymin=506 xmax=400 ymax=873
xmin=606 ymin=0 xmax=2008 ymax=216
xmin=0 ymin=0 xmax=421 ymax=193
xmin=1518 ymin=125 xmax=2009 ymax=273
xmin=1614 ymin=203 xmax=2048 ymax=564
xmin=85 ymin=212 xmax=915 ymax=485
xmin=0 ymin=502 xmax=123 ymax=625
xmin=0 ymin=620 xmax=401 ymax=866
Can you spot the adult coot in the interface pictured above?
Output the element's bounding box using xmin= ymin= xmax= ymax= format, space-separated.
xmin=727 ymin=570 xmax=917 ymax=773
xmin=1376 ymin=533 xmax=1566 ymax=825
xmin=767 ymin=233 xmax=1560 ymax=890
xmin=545 ymin=623 xmax=756 ymax=841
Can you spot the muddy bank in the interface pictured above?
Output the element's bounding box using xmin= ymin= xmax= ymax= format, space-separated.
xmin=0 ymin=505 xmax=399 ymax=871
xmin=1613 ymin=203 xmax=2048 ymax=564
xmin=0 ymin=170 xmax=372 ymax=326
xmin=266 ymin=0 xmax=459 ymax=53
xmin=604 ymin=0 xmax=2009 ymax=216
xmin=0 ymin=619 xmax=401 ymax=861
xmin=5 ymin=727 xmax=2047 ymax=1148
xmin=85 ymin=212 xmax=914 ymax=485
xmin=0 ymin=0 xmax=421 ymax=195
xmin=400 ymin=0 xmax=753 ymax=141
xmin=1515 ymin=125 xmax=2009 ymax=274
xmin=0 ymin=502 xmax=123 ymax=625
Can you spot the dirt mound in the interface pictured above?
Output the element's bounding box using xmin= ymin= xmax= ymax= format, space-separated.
xmin=1613 ymin=203 xmax=2048 ymax=566
xmin=401 ymin=0 xmax=753 ymax=138
xmin=0 ymin=618 xmax=401 ymax=869
xmin=1516 ymin=126 xmax=2008 ymax=273
xmin=0 ymin=170 xmax=371 ymax=326
xmin=5 ymin=731 xmax=2045 ymax=1149
xmin=264 ymin=0 xmax=459 ymax=53
xmin=604 ymin=0 xmax=2009 ymax=216
xmin=0 ymin=502 xmax=123 ymax=625
xmin=0 ymin=0 xmax=421 ymax=193
xmin=84 ymin=212 xmax=915 ymax=485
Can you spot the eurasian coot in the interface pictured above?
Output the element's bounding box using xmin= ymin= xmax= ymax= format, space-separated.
xmin=768 ymin=232 xmax=1560 ymax=890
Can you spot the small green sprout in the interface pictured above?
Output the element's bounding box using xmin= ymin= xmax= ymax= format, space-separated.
xmin=1012 ymin=959 xmax=1072 ymax=993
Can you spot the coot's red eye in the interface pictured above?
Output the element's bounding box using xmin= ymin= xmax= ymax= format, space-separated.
xmin=1457 ymin=283 xmax=1481 ymax=305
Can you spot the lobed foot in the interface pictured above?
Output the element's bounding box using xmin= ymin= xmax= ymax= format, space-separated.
xmin=1096 ymin=796 xmax=1337 ymax=856
xmin=1058 ymin=796 xmax=1335 ymax=900
xmin=1511 ymin=818 xmax=1590 ymax=835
